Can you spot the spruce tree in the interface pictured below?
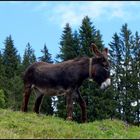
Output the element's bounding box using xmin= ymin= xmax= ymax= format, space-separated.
xmin=22 ymin=42 xmax=36 ymax=71
xmin=95 ymin=30 xmax=104 ymax=51
xmin=56 ymin=23 xmax=75 ymax=119
xmin=8 ymin=75 xmax=23 ymax=110
xmin=0 ymin=89 xmax=5 ymax=108
xmin=22 ymin=42 xmax=36 ymax=111
xmin=38 ymin=44 xmax=53 ymax=63
xmin=109 ymin=33 xmax=124 ymax=119
xmin=119 ymin=24 xmax=134 ymax=123
xmin=131 ymin=31 xmax=140 ymax=125
xmin=72 ymin=30 xmax=81 ymax=57
xmin=38 ymin=44 xmax=54 ymax=115
xmin=0 ymin=51 xmax=5 ymax=88
xmin=109 ymin=23 xmax=139 ymax=124
xmin=2 ymin=35 xmax=20 ymax=78
xmin=1 ymin=35 xmax=22 ymax=109
xmin=79 ymin=16 xmax=97 ymax=56
xmin=79 ymin=16 xmax=114 ymax=122
xmin=57 ymin=23 xmax=79 ymax=61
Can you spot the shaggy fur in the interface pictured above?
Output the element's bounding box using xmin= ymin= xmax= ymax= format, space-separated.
xmin=21 ymin=45 xmax=110 ymax=123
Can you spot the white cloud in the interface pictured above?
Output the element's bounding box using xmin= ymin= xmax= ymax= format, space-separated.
xmin=34 ymin=1 xmax=140 ymax=28
xmin=33 ymin=1 xmax=49 ymax=11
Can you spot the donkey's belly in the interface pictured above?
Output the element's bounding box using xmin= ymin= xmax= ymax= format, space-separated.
xmin=32 ymin=85 xmax=70 ymax=96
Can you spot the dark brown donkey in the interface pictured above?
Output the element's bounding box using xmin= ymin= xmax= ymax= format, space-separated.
xmin=21 ymin=43 xmax=111 ymax=122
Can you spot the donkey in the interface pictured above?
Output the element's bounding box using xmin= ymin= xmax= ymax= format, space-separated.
xmin=21 ymin=43 xmax=111 ymax=122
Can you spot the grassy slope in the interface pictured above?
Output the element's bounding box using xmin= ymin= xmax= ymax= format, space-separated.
xmin=0 ymin=109 xmax=139 ymax=139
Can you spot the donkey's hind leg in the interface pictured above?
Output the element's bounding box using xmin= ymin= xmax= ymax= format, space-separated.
xmin=33 ymin=89 xmax=44 ymax=114
xmin=21 ymin=84 xmax=32 ymax=112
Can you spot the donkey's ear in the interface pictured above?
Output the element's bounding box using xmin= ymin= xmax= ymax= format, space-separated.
xmin=102 ymin=48 xmax=108 ymax=58
xmin=90 ymin=43 xmax=102 ymax=57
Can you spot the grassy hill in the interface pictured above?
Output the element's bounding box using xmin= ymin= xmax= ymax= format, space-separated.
xmin=0 ymin=109 xmax=139 ymax=139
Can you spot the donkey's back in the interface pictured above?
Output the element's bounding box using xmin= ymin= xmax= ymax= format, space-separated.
xmin=23 ymin=58 xmax=87 ymax=89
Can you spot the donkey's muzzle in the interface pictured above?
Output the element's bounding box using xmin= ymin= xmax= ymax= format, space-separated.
xmin=100 ymin=78 xmax=111 ymax=90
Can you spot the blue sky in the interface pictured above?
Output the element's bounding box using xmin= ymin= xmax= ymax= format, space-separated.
xmin=0 ymin=1 xmax=140 ymax=61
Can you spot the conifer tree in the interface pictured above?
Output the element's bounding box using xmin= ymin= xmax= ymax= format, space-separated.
xmin=109 ymin=33 xmax=124 ymax=119
xmin=38 ymin=44 xmax=54 ymax=115
xmin=78 ymin=16 xmax=114 ymax=122
xmin=57 ymin=23 xmax=79 ymax=61
xmin=79 ymin=16 xmax=97 ymax=56
xmin=0 ymin=51 xmax=5 ymax=88
xmin=2 ymin=35 xmax=20 ymax=78
xmin=0 ymin=89 xmax=5 ymax=108
xmin=22 ymin=42 xmax=36 ymax=111
xmin=119 ymin=24 xmax=134 ymax=123
xmin=72 ymin=30 xmax=81 ymax=57
xmin=95 ymin=30 xmax=104 ymax=51
xmin=131 ymin=31 xmax=140 ymax=125
xmin=1 ymin=35 xmax=22 ymax=109
xmin=22 ymin=42 xmax=36 ymax=71
xmin=56 ymin=23 xmax=75 ymax=119
xmin=39 ymin=44 xmax=53 ymax=63
xmin=109 ymin=23 xmax=139 ymax=124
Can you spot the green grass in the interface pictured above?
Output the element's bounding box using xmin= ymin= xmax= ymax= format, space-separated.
xmin=0 ymin=109 xmax=139 ymax=139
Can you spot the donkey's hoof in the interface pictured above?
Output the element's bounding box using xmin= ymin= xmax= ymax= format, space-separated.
xmin=66 ymin=116 xmax=73 ymax=121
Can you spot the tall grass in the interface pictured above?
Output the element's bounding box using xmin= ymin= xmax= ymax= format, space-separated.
xmin=0 ymin=109 xmax=139 ymax=139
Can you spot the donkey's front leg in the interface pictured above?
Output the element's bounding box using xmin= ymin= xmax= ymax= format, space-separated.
xmin=75 ymin=89 xmax=87 ymax=123
xmin=66 ymin=91 xmax=73 ymax=121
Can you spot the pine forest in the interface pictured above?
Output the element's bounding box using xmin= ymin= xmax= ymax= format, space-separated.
xmin=0 ymin=16 xmax=140 ymax=126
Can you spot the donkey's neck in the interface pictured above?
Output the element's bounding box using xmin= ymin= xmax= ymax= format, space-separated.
xmin=76 ymin=57 xmax=91 ymax=85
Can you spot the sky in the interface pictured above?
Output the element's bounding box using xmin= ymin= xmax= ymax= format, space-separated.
xmin=0 ymin=1 xmax=140 ymax=61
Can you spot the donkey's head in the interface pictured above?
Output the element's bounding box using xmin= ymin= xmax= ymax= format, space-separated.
xmin=89 ymin=43 xmax=111 ymax=90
